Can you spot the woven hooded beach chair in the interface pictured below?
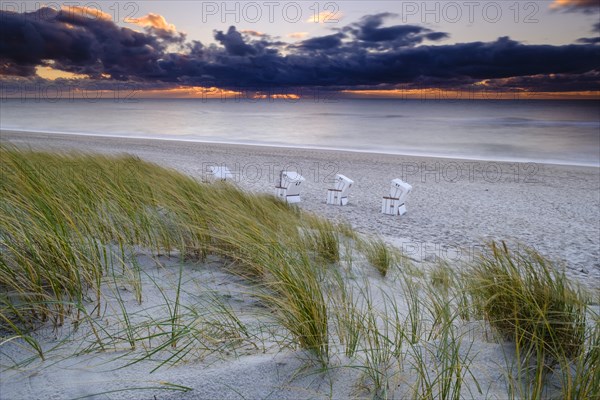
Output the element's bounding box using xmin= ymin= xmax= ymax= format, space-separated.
xmin=381 ymin=179 xmax=412 ymax=215
xmin=327 ymin=174 xmax=354 ymax=205
xmin=275 ymin=171 xmax=305 ymax=203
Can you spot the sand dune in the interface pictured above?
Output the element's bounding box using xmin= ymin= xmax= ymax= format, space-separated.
xmin=1 ymin=130 xmax=598 ymax=399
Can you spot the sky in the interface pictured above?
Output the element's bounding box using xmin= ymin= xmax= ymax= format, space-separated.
xmin=1 ymin=0 xmax=599 ymax=99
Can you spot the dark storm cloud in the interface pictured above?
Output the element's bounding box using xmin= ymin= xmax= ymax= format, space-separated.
xmin=576 ymin=21 xmax=600 ymax=44
xmin=1 ymin=9 xmax=599 ymax=93
xmin=577 ymin=36 xmax=600 ymax=44
xmin=296 ymin=33 xmax=346 ymax=50
xmin=214 ymin=26 xmax=286 ymax=56
xmin=491 ymin=71 xmax=600 ymax=93
xmin=214 ymin=26 xmax=257 ymax=56
xmin=0 ymin=7 xmax=182 ymax=79
xmin=155 ymin=36 xmax=600 ymax=91
xmin=342 ymin=13 xmax=449 ymax=48
xmin=147 ymin=26 xmax=186 ymax=43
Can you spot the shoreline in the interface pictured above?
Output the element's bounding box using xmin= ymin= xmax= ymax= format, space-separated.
xmin=3 ymin=128 xmax=599 ymax=168
xmin=2 ymin=129 xmax=599 ymax=289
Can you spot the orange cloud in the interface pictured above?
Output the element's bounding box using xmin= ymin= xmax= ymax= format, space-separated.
xmin=240 ymin=30 xmax=266 ymax=37
xmin=145 ymin=89 xmax=302 ymax=100
xmin=141 ymin=86 xmax=243 ymax=99
xmin=125 ymin=13 xmax=177 ymax=33
xmin=287 ymin=32 xmax=309 ymax=39
xmin=550 ymin=0 xmax=599 ymax=9
xmin=63 ymin=5 xmax=112 ymax=21
xmin=341 ymin=89 xmax=600 ymax=100
xmin=35 ymin=65 xmax=88 ymax=80
xmin=305 ymin=10 xmax=343 ymax=24
xmin=271 ymin=94 xmax=300 ymax=99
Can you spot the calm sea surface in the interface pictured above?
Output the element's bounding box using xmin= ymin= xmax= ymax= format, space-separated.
xmin=2 ymin=99 xmax=598 ymax=166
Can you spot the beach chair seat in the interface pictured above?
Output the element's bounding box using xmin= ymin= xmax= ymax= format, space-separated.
xmin=275 ymin=171 xmax=305 ymax=203
xmin=208 ymin=165 xmax=233 ymax=181
xmin=327 ymin=174 xmax=354 ymax=205
xmin=381 ymin=179 xmax=412 ymax=215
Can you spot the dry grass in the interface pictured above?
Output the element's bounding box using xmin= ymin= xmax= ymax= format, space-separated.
xmin=468 ymin=241 xmax=597 ymax=399
xmin=0 ymin=146 xmax=342 ymax=363
xmin=360 ymin=237 xmax=403 ymax=277
xmin=468 ymin=241 xmax=586 ymax=361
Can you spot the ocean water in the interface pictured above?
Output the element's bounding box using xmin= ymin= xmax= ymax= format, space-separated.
xmin=1 ymin=99 xmax=598 ymax=166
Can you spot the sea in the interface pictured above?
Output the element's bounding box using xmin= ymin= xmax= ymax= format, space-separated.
xmin=1 ymin=98 xmax=599 ymax=167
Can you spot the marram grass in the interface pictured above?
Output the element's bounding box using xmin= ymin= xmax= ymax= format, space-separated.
xmin=468 ymin=241 xmax=586 ymax=361
xmin=468 ymin=241 xmax=598 ymax=399
xmin=0 ymin=146 xmax=338 ymax=362
xmin=360 ymin=237 xmax=403 ymax=277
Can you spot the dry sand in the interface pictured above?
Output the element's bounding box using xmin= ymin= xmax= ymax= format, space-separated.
xmin=1 ymin=130 xmax=598 ymax=399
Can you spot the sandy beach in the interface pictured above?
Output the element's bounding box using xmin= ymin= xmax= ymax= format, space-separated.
xmin=3 ymin=2 xmax=599 ymax=397
xmin=1 ymin=130 xmax=599 ymax=400
xmin=3 ymin=130 xmax=599 ymax=288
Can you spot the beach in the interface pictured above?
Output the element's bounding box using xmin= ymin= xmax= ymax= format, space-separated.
xmin=3 ymin=2 xmax=600 ymax=398
xmin=3 ymin=130 xmax=599 ymax=288
xmin=1 ymin=130 xmax=599 ymax=400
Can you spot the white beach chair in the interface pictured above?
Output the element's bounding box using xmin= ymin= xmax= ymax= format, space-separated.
xmin=381 ymin=179 xmax=412 ymax=215
xmin=208 ymin=165 xmax=234 ymax=181
xmin=275 ymin=171 xmax=305 ymax=203
xmin=327 ymin=174 xmax=354 ymax=206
